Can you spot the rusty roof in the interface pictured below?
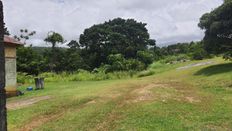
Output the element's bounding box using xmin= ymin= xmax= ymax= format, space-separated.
xmin=4 ymin=35 xmax=23 ymax=45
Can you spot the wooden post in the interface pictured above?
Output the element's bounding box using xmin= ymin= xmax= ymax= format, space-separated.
xmin=0 ymin=1 xmax=7 ymax=130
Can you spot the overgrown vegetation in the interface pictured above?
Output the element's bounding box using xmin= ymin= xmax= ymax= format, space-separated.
xmin=17 ymin=70 xmax=136 ymax=84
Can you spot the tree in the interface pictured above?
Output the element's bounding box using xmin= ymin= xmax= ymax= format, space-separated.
xmin=199 ymin=1 xmax=232 ymax=55
xmin=17 ymin=47 xmax=43 ymax=75
xmin=3 ymin=23 xmax=9 ymax=35
xmin=67 ymin=40 xmax=79 ymax=49
xmin=44 ymin=32 xmax=64 ymax=71
xmin=44 ymin=32 xmax=64 ymax=49
xmin=14 ymin=29 xmax=36 ymax=44
xmin=79 ymin=18 xmax=156 ymax=69
xmin=0 ymin=1 xmax=7 ymax=130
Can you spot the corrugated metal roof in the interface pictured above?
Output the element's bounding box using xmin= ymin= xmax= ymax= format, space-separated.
xmin=4 ymin=35 xmax=23 ymax=45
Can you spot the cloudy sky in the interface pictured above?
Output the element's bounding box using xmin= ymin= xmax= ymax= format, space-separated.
xmin=3 ymin=0 xmax=222 ymax=46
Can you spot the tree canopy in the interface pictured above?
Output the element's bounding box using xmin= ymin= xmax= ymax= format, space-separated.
xmin=199 ymin=1 xmax=232 ymax=54
xmin=44 ymin=32 xmax=64 ymax=48
xmin=79 ymin=18 xmax=156 ymax=69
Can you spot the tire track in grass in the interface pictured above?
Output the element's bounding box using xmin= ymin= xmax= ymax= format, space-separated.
xmin=94 ymin=80 xmax=205 ymax=130
xmin=18 ymin=98 xmax=96 ymax=131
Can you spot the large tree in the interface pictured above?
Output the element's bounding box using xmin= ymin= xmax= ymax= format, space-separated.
xmin=79 ymin=18 xmax=156 ymax=69
xmin=199 ymin=1 xmax=232 ymax=54
xmin=0 ymin=1 xmax=7 ymax=130
xmin=44 ymin=32 xmax=64 ymax=72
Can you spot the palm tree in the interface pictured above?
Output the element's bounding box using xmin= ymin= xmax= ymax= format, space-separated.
xmin=0 ymin=1 xmax=7 ymax=130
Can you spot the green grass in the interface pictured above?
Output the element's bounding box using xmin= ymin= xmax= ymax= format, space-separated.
xmin=7 ymin=57 xmax=232 ymax=131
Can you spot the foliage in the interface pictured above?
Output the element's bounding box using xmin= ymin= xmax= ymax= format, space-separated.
xmin=14 ymin=18 xmax=218 ymax=76
xmin=199 ymin=1 xmax=232 ymax=54
xmin=191 ymin=48 xmax=208 ymax=60
xmin=44 ymin=32 xmax=64 ymax=71
xmin=79 ymin=18 xmax=156 ymax=69
xmin=17 ymin=47 xmax=44 ymax=75
xmin=17 ymin=70 xmax=136 ymax=84
xmin=105 ymin=54 xmax=146 ymax=72
xmin=136 ymin=50 xmax=154 ymax=66
xmin=44 ymin=32 xmax=64 ymax=48
xmin=3 ymin=23 xmax=9 ymax=35
xmin=17 ymin=72 xmax=34 ymax=84
xmin=157 ymin=41 xmax=212 ymax=61
xmin=14 ymin=29 xmax=36 ymax=44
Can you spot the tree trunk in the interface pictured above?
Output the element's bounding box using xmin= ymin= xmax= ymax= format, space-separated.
xmin=0 ymin=1 xmax=7 ymax=130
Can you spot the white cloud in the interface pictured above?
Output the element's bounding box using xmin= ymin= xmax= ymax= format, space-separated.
xmin=3 ymin=0 xmax=223 ymax=46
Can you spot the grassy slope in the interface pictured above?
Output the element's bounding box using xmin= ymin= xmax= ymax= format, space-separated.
xmin=7 ymin=57 xmax=232 ymax=131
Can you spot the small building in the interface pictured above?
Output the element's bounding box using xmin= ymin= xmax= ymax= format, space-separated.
xmin=4 ymin=35 xmax=23 ymax=96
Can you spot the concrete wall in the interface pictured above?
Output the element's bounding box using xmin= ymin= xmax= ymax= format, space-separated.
xmin=5 ymin=58 xmax=17 ymax=87
xmin=4 ymin=45 xmax=17 ymax=88
xmin=5 ymin=45 xmax=16 ymax=58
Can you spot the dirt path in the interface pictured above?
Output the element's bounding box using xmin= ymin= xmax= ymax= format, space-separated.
xmin=7 ymin=96 xmax=51 ymax=110
xmin=177 ymin=61 xmax=214 ymax=70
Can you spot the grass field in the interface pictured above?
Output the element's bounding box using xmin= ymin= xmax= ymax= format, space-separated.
xmin=7 ymin=57 xmax=232 ymax=131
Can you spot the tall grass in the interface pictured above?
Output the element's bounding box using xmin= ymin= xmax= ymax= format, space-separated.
xmin=17 ymin=70 xmax=136 ymax=84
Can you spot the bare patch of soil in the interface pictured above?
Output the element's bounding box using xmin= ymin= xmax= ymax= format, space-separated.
xmin=7 ymin=96 xmax=51 ymax=110
xmin=131 ymin=84 xmax=155 ymax=103
xmin=177 ymin=61 xmax=214 ymax=70
xmin=185 ymin=96 xmax=201 ymax=103
xmin=85 ymin=100 xmax=97 ymax=105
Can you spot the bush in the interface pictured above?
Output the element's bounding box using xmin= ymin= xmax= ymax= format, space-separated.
xmin=136 ymin=51 xmax=154 ymax=66
xmin=191 ymin=48 xmax=208 ymax=60
xmin=106 ymin=54 xmax=146 ymax=72
xmin=125 ymin=59 xmax=146 ymax=71
xmin=17 ymin=72 xmax=34 ymax=84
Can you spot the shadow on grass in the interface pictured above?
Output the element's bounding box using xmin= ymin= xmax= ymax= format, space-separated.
xmin=194 ymin=63 xmax=232 ymax=76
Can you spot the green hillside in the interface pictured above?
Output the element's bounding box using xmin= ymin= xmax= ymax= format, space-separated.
xmin=7 ymin=57 xmax=232 ymax=131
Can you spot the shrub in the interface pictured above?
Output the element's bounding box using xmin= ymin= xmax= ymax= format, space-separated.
xmin=17 ymin=72 xmax=34 ymax=84
xmin=136 ymin=51 xmax=154 ymax=66
xmin=125 ymin=59 xmax=146 ymax=71
xmin=106 ymin=54 xmax=146 ymax=72
xmin=191 ymin=48 xmax=208 ymax=60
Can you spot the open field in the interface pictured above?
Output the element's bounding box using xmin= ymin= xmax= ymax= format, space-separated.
xmin=7 ymin=57 xmax=232 ymax=131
